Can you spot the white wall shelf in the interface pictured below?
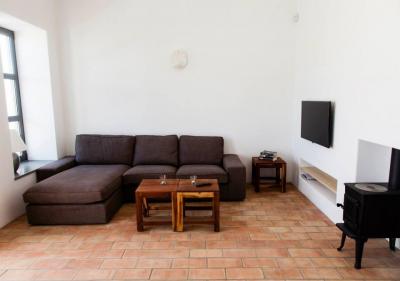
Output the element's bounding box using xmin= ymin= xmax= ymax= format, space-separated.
xmin=298 ymin=158 xmax=340 ymax=222
xmin=300 ymin=165 xmax=337 ymax=194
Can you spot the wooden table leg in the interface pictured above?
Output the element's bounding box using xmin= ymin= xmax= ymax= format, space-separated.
xmin=252 ymin=162 xmax=255 ymax=185
xmin=213 ymin=192 xmax=220 ymax=232
xmin=282 ymin=163 xmax=287 ymax=193
xmin=255 ymin=166 xmax=260 ymax=192
xmin=143 ymin=197 xmax=149 ymax=217
xmin=171 ymin=191 xmax=177 ymax=231
xmin=276 ymin=166 xmax=281 ymax=184
xmin=176 ymin=193 xmax=184 ymax=232
xmin=183 ymin=199 xmax=186 ymax=217
xmin=135 ymin=192 xmax=144 ymax=232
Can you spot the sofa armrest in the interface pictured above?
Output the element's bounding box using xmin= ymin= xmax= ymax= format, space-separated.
xmin=36 ymin=156 xmax=76 ymax=182
xmin=223 ymin=154 xmax=246 ymax=200
xmin=223 ymin=154 xmax=245 ymax=170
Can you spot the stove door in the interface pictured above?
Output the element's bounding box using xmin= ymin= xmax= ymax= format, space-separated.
xmin=343 ymin=193 xmax=361 ymax=234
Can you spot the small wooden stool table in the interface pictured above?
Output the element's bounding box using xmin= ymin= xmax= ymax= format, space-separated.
xmin=135 ymin=179 xmax=178 ymax=231
xmin=176 ymin=179 xmax=220 ymax=232
xmin=252 ymin=157 xmax=287 ymax=193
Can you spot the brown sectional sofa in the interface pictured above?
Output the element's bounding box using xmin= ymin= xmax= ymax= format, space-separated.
xmin=23 ymin=134 xmax=246 ymax=225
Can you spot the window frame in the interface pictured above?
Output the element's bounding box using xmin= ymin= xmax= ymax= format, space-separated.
xmin=0 ymin=26 xmax=27 ymax=161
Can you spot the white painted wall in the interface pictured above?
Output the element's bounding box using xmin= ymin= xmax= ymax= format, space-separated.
xmin=292 ymin=0 xmax=400 ymax=221
xmin=0 ymin=0 xmax=63 ymax=227
xmin=58 ymin=0 xmax=297 ymax=181
xmin=356 ymin=140 xmax=391 ymax=183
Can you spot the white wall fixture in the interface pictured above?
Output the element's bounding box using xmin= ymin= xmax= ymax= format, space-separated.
xmin=171 ymin=49 xmax=188 ymax=69
xmin=293 ymin=12 xmax=300 ymax=23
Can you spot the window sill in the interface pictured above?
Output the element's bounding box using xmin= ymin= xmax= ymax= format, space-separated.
xmin=15 ymin=160 xmax=52 ymax=180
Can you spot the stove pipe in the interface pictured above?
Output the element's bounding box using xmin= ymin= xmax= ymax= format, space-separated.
xmin=389 ymin=148 xmax=400 ymax=190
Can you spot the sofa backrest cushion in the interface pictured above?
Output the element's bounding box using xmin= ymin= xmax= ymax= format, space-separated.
xmin=179 ymin=135 xmax=224 ymax=165
xmin=75 ymin=134 xmax=135 ymax=165
xmin=133 ymin=135 xmax=178 ymax=166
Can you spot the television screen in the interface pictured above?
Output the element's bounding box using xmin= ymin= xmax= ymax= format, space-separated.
xmin=301 ymin=101 xmax=332 ymax=148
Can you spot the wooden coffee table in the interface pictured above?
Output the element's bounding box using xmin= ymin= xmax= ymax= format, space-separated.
xmin=135 ymin=179 xmax=178 ymax=231
xmin=176 ymin=179 xmax=220 ymax=232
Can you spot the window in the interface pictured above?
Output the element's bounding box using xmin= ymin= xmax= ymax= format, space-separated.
xmin=0 ymin=27 xmax=26 ymax=160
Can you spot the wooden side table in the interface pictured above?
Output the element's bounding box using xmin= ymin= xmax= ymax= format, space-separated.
xmin=176 ymin=179 xmax=220 ymax=232
xmin=135 ymin=179 xmax=178 ymax=231
xmin=252 ymin=157 xmax=287 ymax=193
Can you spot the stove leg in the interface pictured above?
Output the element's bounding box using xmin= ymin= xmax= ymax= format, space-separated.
xmin=355 ymin=239 xmax=366 ymax=269
xmin=389 ymin=238 xmax=396 ymax=251
xmin=337 ymin=232 xmax=346 ymax=251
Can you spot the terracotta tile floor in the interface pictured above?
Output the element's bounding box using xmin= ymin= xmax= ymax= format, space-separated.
xmin=0 ymin=184 xmax=400 ymax=280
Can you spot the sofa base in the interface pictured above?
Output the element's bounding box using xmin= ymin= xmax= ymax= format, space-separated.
xmin=26 ymin=189 xmax=123 ymax=225
xmin=219 ymin=183 xmax=246 ymax=201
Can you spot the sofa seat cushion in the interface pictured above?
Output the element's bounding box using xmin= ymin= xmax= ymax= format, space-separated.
xmin=23 ymin=165 xmax=130 ymax=205
xmin=176 ymin=165 xmax=228 ymax=184
xmin=123 ymin=165 xmax=177 ymax=185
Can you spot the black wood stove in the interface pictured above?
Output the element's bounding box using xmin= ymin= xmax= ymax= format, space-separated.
xmin=336 ymin=148 xmax=400 ymax=269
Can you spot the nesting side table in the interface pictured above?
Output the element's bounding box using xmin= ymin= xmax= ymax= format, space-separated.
xmin=252 ymin=157 xmax=287 ymax=193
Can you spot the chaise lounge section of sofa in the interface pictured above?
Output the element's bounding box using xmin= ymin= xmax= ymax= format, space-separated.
xmin=23 ymin=134 xmax=246 ymax=225
xmin=24 ymin=135 xmax=134 ymax=225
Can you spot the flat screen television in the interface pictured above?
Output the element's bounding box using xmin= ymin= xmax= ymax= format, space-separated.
xmin=301 ymin=101 xmax=332 ymax=148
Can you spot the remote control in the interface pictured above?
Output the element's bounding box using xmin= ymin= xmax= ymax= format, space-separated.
xmin=195 ymin=182 xmax=212 ymax=187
